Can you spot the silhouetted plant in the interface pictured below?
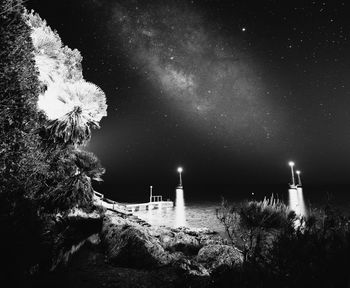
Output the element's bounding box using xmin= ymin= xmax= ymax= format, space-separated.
xmin=37 ymin=148 xmax=105 ymax=213
xmin=215 ymin=198 xmax=350 ymax=288
xmin=0 ymin=0 xmax=49 ymax=284
xmin=216 ymin=198 xmax=241 ymax=245
xmin=1 ymin=2 xmax=107 ymax=284
xmin=25 ymin=9 xmax=107 ymax=209
xmin=217 ymin=195 xmax=295 ymax=261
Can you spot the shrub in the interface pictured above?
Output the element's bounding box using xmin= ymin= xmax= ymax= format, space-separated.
xmin=215 ymin=197 xmax=350 ymax=287
xmin=217 ymin=195 xmax=295 ymax=261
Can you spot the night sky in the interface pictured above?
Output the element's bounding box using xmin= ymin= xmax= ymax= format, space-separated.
xmin=27 ymin=0 xmax=350 ymax=202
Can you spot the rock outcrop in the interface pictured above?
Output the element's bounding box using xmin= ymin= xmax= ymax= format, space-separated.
xmin=197 ymin=244 xmax=243 ymax=270
xmin=100 ymin=211 xmax=242 ymax=277
xmin=102 ymin=223 xmax=172 ymax=268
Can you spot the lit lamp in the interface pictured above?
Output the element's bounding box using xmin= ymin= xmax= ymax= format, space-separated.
xmin=296 ymin=170 xmax=302 ymax=187
xmin=288 ymin=161 xmax=295 ymax=187
xmin=175 ymin=166 xmax=186 ymax=226
xmin=177 ymin=167 xmax=183 ymax=188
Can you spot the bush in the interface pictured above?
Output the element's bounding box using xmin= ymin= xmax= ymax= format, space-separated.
xmin=36 ymin=148 xmax=105 ymax=213
xmin=215 ymin=197 xmax=350 ymax=287
xmin=0 ymin=1 xmax=47 ymax=284
xmin=0 ymin=2 xmax=107 ymax=284
xmin=217 ymin=196 xmax=295 ymax=261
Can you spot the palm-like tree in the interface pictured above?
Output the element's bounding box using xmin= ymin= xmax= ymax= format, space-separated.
xmin=27 ymin=11 xmax=107 ymax=146
xmin=41 ymin=148 xmax=105 ymax=212
xmin=25 ymin=10 xmax=108 ymax=212
xmin=39 ymin=80 xmax=107 ymax=146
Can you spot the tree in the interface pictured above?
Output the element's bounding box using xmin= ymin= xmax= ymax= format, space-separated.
xmin=0 ymin=0 xmax=47 ymax=197
xmin=26 ymin=11 xmax=107 ymax=147
xmin=41 ymin=81 xmax=108 ymax=146
xmin=0 ymin=2 xmax=108 ymax=283
xmin=24 ymin=10 xmax=107 ymax=210
xmin=0 ymin=0 xmax=49 ymax=283
xmin=38 ymin=148 xmax=105 ymax=213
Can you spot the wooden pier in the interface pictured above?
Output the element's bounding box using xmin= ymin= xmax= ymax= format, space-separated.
xmin=124 ymin=200 xmax=174 ymax=213
xmin=93 ymin=188 xmax=174 ymax=214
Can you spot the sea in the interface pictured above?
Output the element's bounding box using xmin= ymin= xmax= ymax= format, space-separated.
xmin=131 ymin=184 xmax=350 ymax=236
xmin=133 ymin=200 xmax=225 ymax=234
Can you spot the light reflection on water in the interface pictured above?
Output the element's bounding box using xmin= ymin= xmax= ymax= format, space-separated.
xmin=288 ymin=187 xmax=307 ymax=217
xmin=133 ymin=200 xmax=224 ymax=234
xmin=175 ymin=188 xmax=186 ymax=227
xmin=133 ymin=187 xmax=349 ymax=237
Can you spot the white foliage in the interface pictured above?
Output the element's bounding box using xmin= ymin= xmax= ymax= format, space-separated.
xmin=26 ymin=10 xmax=84 ymax=85
xmin=25 ymin=10 xmax=107 ymax=136
xmin=30 ymin=25 xmax=62 ymax=57
xmin=38 ymin=81 xmax=107 ymax=126
xmin=34 ymin=54 xmax=60 ymax=85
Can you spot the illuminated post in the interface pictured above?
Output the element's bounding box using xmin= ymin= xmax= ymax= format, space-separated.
xmin=288 ymin=161 xmax=295 ymax=187
xmin=175 ymin=166 xmax=186 ymax=226
xmin=296 ymin=170 xmax=306 ymax=217
xmin=177 ymin=167 xmax=183 ymax=188
xmin=296 ymin=170 xmax=302 ymax=186
xmin=288 ymin=163 xmax=307 ymax=220
xmin=149 ymin=185 xmax=153 ymax=203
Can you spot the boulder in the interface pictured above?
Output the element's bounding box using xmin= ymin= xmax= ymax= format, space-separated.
xmin=197 ymin=244 xmax=243 ymax=271
xmin=172 ymin=258 xmax=210 ymax=277
xmin=195 ymin=231 xmax=227 ymax=246
xmin=101 ymin=215 xmax=172 ymax=268
xmin=101 ymin=212 xmax=240 ymax=276
xmin=154 ymin=227 xmax=224 ymax=256
xmin=161 ymin=230 xmax=201 ymax=255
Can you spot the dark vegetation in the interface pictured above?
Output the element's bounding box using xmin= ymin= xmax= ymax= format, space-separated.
xmin=0 ymin=1 xmax=105 ymax=286
xmin=216 ymin=196 xmax=350 ymax=287
xmin=1 ymin=0 xmax=45 ymax=283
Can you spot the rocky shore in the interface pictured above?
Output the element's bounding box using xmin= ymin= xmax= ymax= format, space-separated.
xmin=41 ymin=209 xmax=243 ymax=287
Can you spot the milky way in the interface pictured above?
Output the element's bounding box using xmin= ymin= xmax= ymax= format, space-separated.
xmin=27 ymin=0 xmax=350 ymax=191
xmin=110 ymin=0 xmax=283 ymax=149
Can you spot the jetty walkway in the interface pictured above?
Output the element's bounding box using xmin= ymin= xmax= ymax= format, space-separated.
xmin=93 ymin=191 xmax=174 ymax=214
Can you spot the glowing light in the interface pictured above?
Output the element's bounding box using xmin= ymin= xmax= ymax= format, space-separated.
xmin=288 ymin=161 xmax=296 ymax=187
xmin=288 ymin=187 xmax=307 ymax=217
xmin=288 ymin=187 xmax=299 ymax=213
xmin=175 ymin=167 xmax=186 ymax=226
xmin=288 ymin=165 xmax=307 ymax=220
xmin=296 ymin=170 xmax=302 ymax=186
xmin=177 ymin=167 xmax=183 ymax=187
xmin=297 ymin=187 xmax=307 ymax=217
xmin=175 ymin=187 xmax=187 ymax=227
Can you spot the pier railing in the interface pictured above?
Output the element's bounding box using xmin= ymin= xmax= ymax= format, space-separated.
xmin=93 ymin=191 xmax=173 ymax=214
xmin=150 ymin=195 xmax=162 ymax=202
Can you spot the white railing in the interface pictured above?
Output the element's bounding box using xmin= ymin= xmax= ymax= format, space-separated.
xmin=150 ymin=195 xmax=162 ymax=202
xmin=93 ymin=191 xmax=173 ymax=214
